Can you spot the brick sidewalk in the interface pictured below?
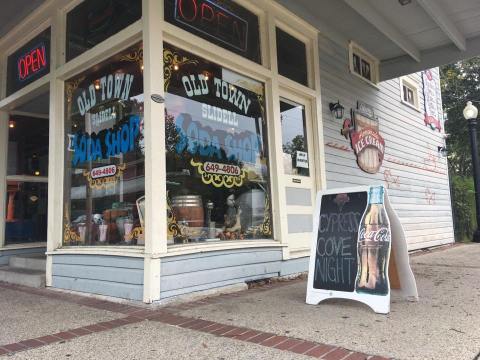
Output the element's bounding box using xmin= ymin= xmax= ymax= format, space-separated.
xmin=0 ymin=281 xmax=389 ymax=360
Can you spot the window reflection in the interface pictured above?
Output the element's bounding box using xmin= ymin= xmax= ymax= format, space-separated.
xmin=7 ymin=116 xmax=49 ymax=177
xmin=280 ymin=99 xmax=309 ymax=176
xmin=164 ymin=44 xmax=272 ymax=245
xmin=63 ymin=43 xmax=145 ymax=246
xmin=5 ymin=182 xmax=47 ymax=244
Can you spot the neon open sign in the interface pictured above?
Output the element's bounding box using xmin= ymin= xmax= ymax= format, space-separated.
xmin=174 ymin=0 xmax=248 ymax=52
xmin=17 ymin=43 xmax=48 ymax=82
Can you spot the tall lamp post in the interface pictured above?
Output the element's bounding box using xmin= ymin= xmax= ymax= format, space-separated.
xmin=463 ymin=101 xmax=480 ymax=242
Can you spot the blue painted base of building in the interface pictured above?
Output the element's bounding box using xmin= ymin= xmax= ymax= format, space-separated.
xmin=50 ymin=248 xmax=310 ymax=302
xmin=51 ymin=255 xmax=144 ymax=301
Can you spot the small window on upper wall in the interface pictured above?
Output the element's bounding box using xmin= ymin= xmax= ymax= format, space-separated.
xmin=66 ymin=0 xmax=142 ymax=62
xmin=400 ymin=77 xmax=419 ymax=110
xmin=276 ymin=28 xmax=308 ymax=86
xmin=349 ymin=42 xmax=379 ymax=85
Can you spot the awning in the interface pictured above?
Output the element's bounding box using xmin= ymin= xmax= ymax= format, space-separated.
xmin=275 ymin=0 xmax=480 ymax=80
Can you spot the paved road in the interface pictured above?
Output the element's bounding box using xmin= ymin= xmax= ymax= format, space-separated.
xmin=1 ymin=243 xmax=479 ymax=360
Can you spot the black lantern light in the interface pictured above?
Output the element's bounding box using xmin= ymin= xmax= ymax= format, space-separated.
xmin=329 ymin=101 xmax=344 ymax=120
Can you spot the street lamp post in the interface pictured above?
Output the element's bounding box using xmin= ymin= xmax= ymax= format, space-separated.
xmin=463 ymin=101 xmax=480 ymax=242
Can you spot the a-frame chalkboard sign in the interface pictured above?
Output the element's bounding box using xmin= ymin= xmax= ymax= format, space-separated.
xmin=306 ymin=185 xmax=418 ymax=314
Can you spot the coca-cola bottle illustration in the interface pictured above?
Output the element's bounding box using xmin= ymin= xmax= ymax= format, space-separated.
xmin=355 ymin=186 xmax=390 ymax=295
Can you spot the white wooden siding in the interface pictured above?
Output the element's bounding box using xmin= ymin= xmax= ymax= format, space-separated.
xmin=318 ymin=34 xmax=454 ymax=250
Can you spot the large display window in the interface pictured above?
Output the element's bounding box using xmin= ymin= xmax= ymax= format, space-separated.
xmin=164 ymin=43 xmax=272 ymax=244
xmin=63 ymin=43 xmax=145 ymax=246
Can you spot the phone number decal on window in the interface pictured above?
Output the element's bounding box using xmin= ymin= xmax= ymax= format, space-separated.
xmin=90 ymin=165 xmax=117 ymax=179
xmin=203 ymin=162 xmax=241 ymax=176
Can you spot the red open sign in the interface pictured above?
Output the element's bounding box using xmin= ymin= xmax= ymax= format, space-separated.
xmin=17 ymin=43 xmax=47 ymax=81
xmin=175 ymin=0 xmax=248 ymax=52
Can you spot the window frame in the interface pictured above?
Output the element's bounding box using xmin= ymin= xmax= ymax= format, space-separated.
xmin=0 ymin=0 xmax=326 ymax=293
xmin=399 ymin=76 xmax=420 ymax=111
xmin=348 ymin=41 xmax=380 ymax=86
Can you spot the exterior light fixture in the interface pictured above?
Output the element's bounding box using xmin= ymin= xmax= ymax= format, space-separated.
xmin=463 ymin=101 xmax=480 ymax=242
xmin=9 ymin=120 xmax=15 ymax=128
xmin=437 ymin=146 xmax=447 ymax=157
xmin=329 ymin=101 xmax=345 ymax=120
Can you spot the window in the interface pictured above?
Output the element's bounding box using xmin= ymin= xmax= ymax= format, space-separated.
xmin=66 ymin=0 xmax=142 ymax=62
xmin=164 ymin=0 xmax=261 ymax=64
xmin=349 ymin=42 xmax=379 ymax=85
xmin=400 ymin=77 xmax=419 ymax=110
xmin=276 ymin=28 xmax=308 ymax=86
xmin=280 ymin=99 xmax=309 ymax=176
xmin=63 ymin=42 xmax=145 ymax=246
xmin=164 ymin=43 xmax=272 ymax=245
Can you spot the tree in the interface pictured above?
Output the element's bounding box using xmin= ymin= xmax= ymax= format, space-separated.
xmin=441 ymin=58 xmax=480 ymax=176
xmin=440 ymin=58 xmax=480 ymax=241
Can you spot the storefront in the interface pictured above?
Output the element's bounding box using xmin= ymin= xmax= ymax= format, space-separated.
xmin=0 ymin=0 xmax=454 ymax=302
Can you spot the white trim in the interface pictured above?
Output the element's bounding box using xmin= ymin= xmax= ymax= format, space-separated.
xmin=9 ymin=111 xmax=49 ymax=119
xmin=6 ymin=175 xmax=49 ymax=183
xmin=159 ymin=240 xmax=286 ymax=258
xmin=142 ymin=0 xmax=165 ymax=302
xmin=47 ymin=246 xmax=145 ymax=257
xmin=348 ymin=41 xmax=380 ymax=88
xmin=399 ymin=76 xmax=421 ymax=112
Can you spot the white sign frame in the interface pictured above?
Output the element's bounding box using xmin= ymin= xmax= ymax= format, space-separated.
xmin=306 ymin=185 xmax=418 ymax=314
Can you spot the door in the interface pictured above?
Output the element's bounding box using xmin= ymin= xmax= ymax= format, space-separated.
xmin=4 ymin=114 xmax=48 ymax=245
xmin=279 ymin=92 xmax=317 ymax=254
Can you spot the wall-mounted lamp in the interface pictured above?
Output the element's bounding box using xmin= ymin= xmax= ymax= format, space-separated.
xmin=8 ymin=120 xmax=15 ymax=128
xmin=437 ymin=146 xmax=448 ymax=157
xmin=329 ymin=101 xmax=345 ymax=120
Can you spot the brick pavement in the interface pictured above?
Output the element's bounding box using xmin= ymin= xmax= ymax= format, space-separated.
xmin=0 ymin=281 xmax=390 ymax=359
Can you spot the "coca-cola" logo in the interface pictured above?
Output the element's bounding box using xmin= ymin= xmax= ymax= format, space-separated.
xmin=359 ymin=227 xmax=390 ymax=242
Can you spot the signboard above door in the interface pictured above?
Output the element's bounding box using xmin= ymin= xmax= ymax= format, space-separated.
xmin=6 ymin=28 xmax=51 ymax=96
xmin=164 ymin=0 xmax=261 ymax=64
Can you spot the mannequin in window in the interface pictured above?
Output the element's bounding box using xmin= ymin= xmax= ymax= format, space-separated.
xmin=224 ymin=194 xmax=242 ymax=234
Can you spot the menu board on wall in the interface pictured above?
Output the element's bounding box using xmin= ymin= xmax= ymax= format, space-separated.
xmin=306 ymin=186 xmax=419 ymax=314
xmin=6 ymin=28 xmax=51 ymax=96
xmin=164 ymin=0 xmax=261 ymax=64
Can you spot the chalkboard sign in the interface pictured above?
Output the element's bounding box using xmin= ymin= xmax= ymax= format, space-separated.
xmin=307 ymin=186 xmax=419 ymax=314
xmin=314 ymin=191 xmax=367 ymax=292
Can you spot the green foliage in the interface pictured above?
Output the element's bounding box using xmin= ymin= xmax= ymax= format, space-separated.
xmin=450 ymin=176 xmax=475 ymax=242
xmin=440 ymin=59 xmax=480 ymax=241
xmin=441 ymin=58 xmax=480 ymax=176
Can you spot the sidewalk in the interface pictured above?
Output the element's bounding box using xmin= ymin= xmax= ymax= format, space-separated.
xmin=0 ymin=243 xmax=479 ymax=360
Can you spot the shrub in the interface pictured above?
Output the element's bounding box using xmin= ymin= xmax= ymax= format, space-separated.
xmin=450 ymin=175 xmax=475 ymax=242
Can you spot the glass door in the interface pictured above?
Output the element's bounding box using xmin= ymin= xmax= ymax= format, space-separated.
xmin=280 ymin=93 xmax=317 ymax=252
xmin=5 ymin=113 xmax=48 ymax=245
